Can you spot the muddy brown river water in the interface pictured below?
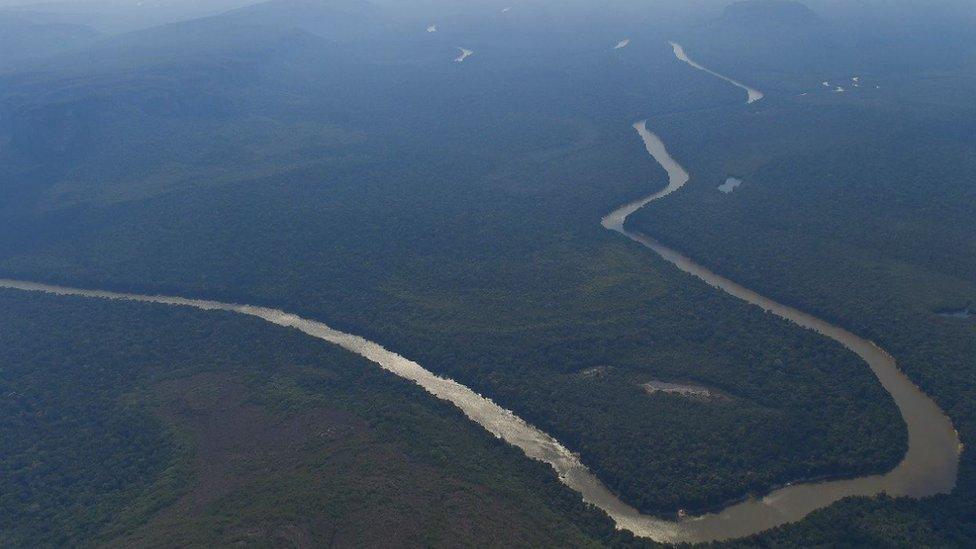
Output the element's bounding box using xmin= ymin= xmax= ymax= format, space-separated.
xmin=0 ymin=42 xmax=960 ymax=546
xmin=1 ymin=123 xmax=959 ymax=539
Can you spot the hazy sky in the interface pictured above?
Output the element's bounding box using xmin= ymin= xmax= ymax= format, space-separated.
xmin=0 ymin=0 xmax=266 ymax=33
xmin=0 ymin=0 xmax=255 ymax=6
xmin=3 ymin=0 xmax=973 ymax=36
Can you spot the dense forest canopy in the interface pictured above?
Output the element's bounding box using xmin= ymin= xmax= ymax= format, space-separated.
xmin=1 ymin=0 xmax=973 ymax=546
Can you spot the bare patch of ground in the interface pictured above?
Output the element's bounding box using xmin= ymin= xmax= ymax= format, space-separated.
xmin=641 ymin=379 xmax=731 ymax=402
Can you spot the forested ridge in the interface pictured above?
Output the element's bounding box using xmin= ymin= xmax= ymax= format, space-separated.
xmin=0 ymin=290 xmax=635 ymax=547
xmin=628 ymin=13 xmax=976 ymax=543
xmin=0 ymin=4 xmax=908 ymax=519
xmin=1 ymin=0 xmax=973 ymax=545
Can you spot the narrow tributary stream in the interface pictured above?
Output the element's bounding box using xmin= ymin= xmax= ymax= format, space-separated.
xmin=0 ymin=41 xmax=960 ymax=545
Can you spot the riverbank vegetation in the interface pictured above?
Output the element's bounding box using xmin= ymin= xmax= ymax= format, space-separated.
xmin=630 ymin=3 xmax=976 ymax=542
xmin=0 ymin=290 xmax=628 ymax=546
xmin=0 ymin=25 xmax=903 ymax=516
xmin=1 ymin=0 xmax=966 ymax=543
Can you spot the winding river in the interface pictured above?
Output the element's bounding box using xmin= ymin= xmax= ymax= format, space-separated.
xmin=0 ymin=42 xmax=961 ymax=545
xmin=670 ymin=41 xmax=764 ymax=104
xmin=598 ymin=120 xmax=960 ymax=542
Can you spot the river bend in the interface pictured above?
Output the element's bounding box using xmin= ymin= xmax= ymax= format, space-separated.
xmin=670 ymin=41 xmax=764 ymax=104
xmin=0 ymin=41 xmax=961 ymax=547
xmin=598 ymin=120 xmax=959 ymax=542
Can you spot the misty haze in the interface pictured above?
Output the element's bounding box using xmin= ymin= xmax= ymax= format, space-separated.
xmin=1 ymin=0 xmax=974 ymax=547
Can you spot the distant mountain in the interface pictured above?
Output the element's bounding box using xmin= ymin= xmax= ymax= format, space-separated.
xmin=16 ymin=0 xmax=382 ymax=75
xmin=0 ymin=1 xmax=268 ymax=34
xmin=721 ymin=0 xmax=819 ymax=26
xmin=0 ymin=1 xmax=380 ymax=196
xmin=0 ymin=14 xmax=101 ymax=69
xmin=216 ymin=0 xmax=383 ymax=41
xmin=670 ymin=0 xmax=835 ymax=81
